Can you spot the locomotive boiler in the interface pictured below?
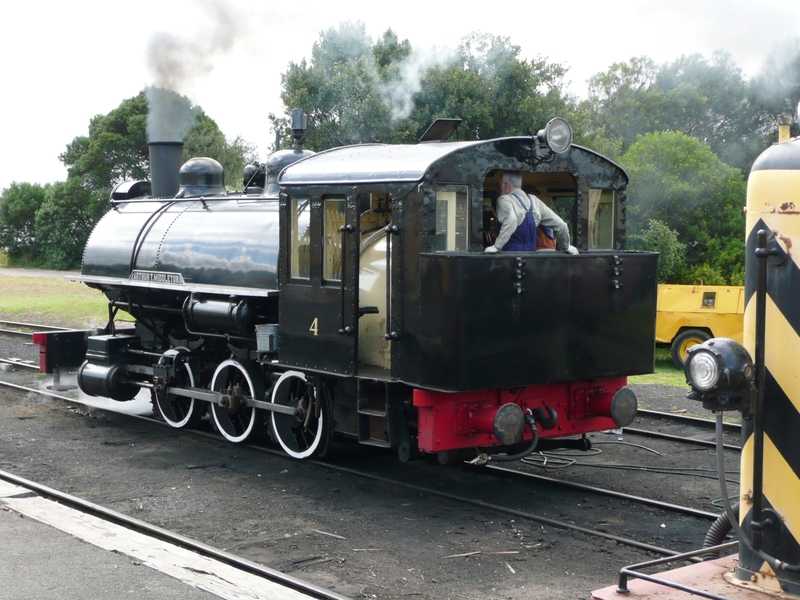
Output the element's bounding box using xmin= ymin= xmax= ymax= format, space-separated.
xmin=53 ymin=110 xmax=658 ymax=463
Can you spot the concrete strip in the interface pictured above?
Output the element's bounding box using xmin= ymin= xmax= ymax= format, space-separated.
xmin=0 ymin=480 xmax=315 ymax=600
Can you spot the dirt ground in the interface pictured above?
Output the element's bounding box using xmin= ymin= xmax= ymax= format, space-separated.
xmin=0 ymin=327 xmax=741 ymax=600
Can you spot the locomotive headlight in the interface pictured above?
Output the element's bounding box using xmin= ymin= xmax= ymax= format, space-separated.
xmin=684 ymin=338 xmax=754 ymax=412
xmin=537 ymin=118 xmax=573 ymax=154
xmin=686 ymin=350 xmax=720 ymax=391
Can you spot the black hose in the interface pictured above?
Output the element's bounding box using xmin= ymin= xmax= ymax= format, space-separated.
xmin=486 ymin=412 xmax=539 ymax=463
xmin=702 ymin=502 xmax=739 ymax=560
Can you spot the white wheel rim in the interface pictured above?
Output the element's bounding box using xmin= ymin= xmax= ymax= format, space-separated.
xmin=270 ymin=370 xmax=324 ymax=459
xmin=156 ymin=358 xmax=197 ymax=428
xmin=210 ymin=359 xmax=258 ymax=443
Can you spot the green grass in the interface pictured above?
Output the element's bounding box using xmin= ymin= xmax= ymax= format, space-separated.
xmin=0 ymin=274 xmax=111 ymax=328
xmin=629 ymin=347 xmax=687 ymax=387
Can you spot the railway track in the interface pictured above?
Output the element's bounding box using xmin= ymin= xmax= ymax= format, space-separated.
xmin=0 ymin=372 xmax=738 ymax=599
xmin=622 ymin=426 xmax=741 ymax=451
xmin=0 ymin=319 xmax=70 ymax=339
xmin=0 ymin=468 xmax=352 ymax=600
xmin=0 ymin=324 xmax=734 ymax=577
xmin=0 ymin=321 xmax=44 ymax=370
xmin=0 ymin=377 xmax=727 ymax=559
xmin=483 ymin=465 xmax=719 ymax=521
xmin=637 ymin=408 xmax=742 ymax=433
xmin=623 ymin=407 xmax=742 ymax=451
xmin=0 ymin=357 xmax=38 ymax=371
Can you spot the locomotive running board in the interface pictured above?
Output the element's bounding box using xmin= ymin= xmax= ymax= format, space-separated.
xmin=67 ymin=275 xmax=279 ymax=298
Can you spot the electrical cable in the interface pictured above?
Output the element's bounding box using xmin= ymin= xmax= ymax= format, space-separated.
xmin=521 ymin=439 xmax=738 ymax=482
xmin=711 ymin=496 xmax=739 ymax=508
xmin=592 ymin=439 xmax=661 ymax=455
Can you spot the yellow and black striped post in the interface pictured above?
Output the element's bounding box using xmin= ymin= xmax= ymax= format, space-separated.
xmin=739 ymin=130 xmax=800 ymax=593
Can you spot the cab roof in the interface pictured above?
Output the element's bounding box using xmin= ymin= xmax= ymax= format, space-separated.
xmin=277 ymin=137 xmax=627 ymax=187
xmin=279 ymin=139 xmax=489 ymax=186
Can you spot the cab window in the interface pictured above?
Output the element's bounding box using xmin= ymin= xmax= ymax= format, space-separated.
xmin=588 ymin=189 xmax=615 ymax=249
xmin=482 ymin=170 xmax=577 ymax=248
xmin=550 ymin=195 xmax=575 ymax=243
xmin=435 ymin=185 xmax=469 ymax=251
xmin=290 ymin=196 xmax=311 ymax=279
xmin=323 ymin=195 xmax=346 ymax=282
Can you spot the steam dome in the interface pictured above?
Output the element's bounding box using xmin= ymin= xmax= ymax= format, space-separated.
xmin=176 ymin=157 xmax=226 ymax=198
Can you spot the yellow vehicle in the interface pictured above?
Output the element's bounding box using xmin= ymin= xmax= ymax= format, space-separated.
xmin=656 ymin=284 xmax=744 ymax=368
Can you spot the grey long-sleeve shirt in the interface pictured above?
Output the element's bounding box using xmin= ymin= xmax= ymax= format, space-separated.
xmin=494 ymin=190 xmax=572 ymax=251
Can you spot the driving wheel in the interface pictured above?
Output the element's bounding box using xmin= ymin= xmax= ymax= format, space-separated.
xmin=270 ymin=371 xmax=331 ymax=459
xmin=210 ymin=359 xmax=265 ymax=443
xmin=152 ymin=349 xmax=205 ymax=428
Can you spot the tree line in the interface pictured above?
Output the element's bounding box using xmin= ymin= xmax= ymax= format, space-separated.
xmin=2 ymin=24 xmax=799 ymax=280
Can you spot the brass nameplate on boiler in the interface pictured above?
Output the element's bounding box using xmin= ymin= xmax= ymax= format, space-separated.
xmin=129 ymin=270 xmax=186 ymax=285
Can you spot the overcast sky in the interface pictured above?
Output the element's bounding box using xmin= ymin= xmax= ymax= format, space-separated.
xmin=2 ymin=0 xmax=798 ymax=193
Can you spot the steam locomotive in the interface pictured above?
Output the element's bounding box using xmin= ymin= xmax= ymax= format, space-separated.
xmin=44 ymin=110 xmax=658 ymax=463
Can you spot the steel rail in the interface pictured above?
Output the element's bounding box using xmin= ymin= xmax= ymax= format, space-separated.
xmin=154 ymin=415 xmax=701 ymax=558
xmin=483 ymin=465 xmax=720 ymax=520
xmin=0 ymin=380 xmax=712 ymax=559
xmin=637 ymin=408 xmax=741 ymax=433
xmin=623 ymin=426 xmax=741 ymax=452
xmin=0 ymin=328 xmax=37 ymax=339
xmin=306 ymin=459 xmax=690 ymax=558
xmin=0 ymin=468 xmax=353 ymax=600
xmin=0 ymin=357 xmax=39 ymax=371
xmin=0 ymin=379 xmax=75 ymax=401
xmin=0 ymin=320 xmax=71 ymax=332
xmin=175 ymin=428 xmax=708 ymax=558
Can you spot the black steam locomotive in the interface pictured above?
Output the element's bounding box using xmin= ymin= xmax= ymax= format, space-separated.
xmin=49 ymin=111 xmax=658 ymax=463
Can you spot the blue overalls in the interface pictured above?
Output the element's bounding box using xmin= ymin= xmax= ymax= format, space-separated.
xmin=500 ymin=191 xmax=537 ymax=251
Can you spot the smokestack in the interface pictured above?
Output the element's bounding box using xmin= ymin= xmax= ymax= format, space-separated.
xmin=149 ymin=142 xmax=184 ymax=197
xmin=778 ymin=113 xmax=792 ymax=143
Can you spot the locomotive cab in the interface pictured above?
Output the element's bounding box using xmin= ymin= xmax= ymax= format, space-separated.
xmin=276 ymin=132 xmax=657 ymax=388
xmin=274 ymin=125 xmax=657 ymax=456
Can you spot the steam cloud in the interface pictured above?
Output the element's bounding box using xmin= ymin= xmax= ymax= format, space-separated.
xmin=376 ymin=33 xmax=522 ymax=122
xmin=751 ymin=38 xmax=800 ymax=118
xmin=377 ymin=46 xmax=458 ymax=121
xmin=145 ymin=87 xmax=201 ymax=142
xmin=313 ymin=22 xmax=460 ymax=124
xmin=145 ymin=0 xmax=244 ymax=142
